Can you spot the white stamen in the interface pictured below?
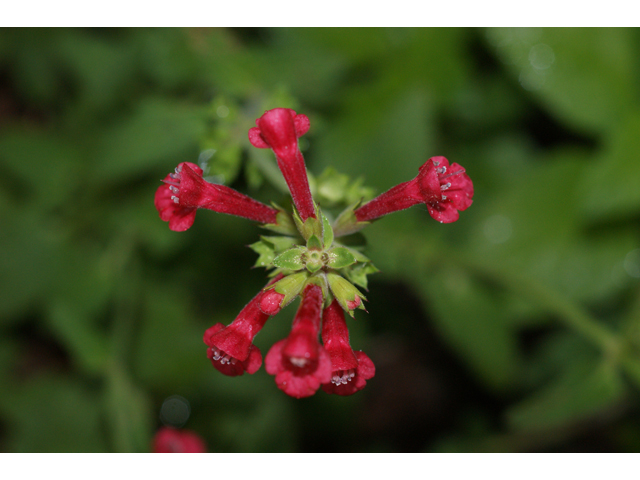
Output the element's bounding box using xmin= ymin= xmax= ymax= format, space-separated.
xmin=169 ymin=186 xmax=179 ymax=194
xmin=440 ymin=182 xmax=451 ymax=191
xmin=171 ymin=196 xmax=179 ymax=204
xmin=437 ymin=166 xmax=447 ymax=175
xmin=331 ymin=369 xmax=356 ymax=385
xmin=289 ymin=357 xmax=308 ymax=368
xmin=432 ymin=160 xmax=440 ymax=166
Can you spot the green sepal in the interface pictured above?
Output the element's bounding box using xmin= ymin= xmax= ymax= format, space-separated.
xmin=326 ymin=272 xmax=367 ymax=317
xmin=260 ymin=236 xmax=299 ymax=253
xmin=307 ymin=234 xmax=323 ymax=251
xmin=292 ymin=205 xmax=323 ymax=241
xmin=343 ymin=262 xmax=379 ymax=290
xmin=326 ymin=247 xmax=357 ymax=269
xmin=321 ymin=211 xmax=334 ymax=249
xmin=248 ymin=239 xmax=276 ymax=268
xmin=261 ymin=205 xmax=299 ymax=236
xmin=273 ymin=247 xmax=306 ymax=271
xmin=266 ymin=271 xmax=310 ymax=308
xmin=333 ymin=202 xmax=369 ymax=238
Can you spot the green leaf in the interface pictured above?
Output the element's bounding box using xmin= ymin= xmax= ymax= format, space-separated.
xmin=327 ymin=247 xmax=357 ymax=269
xmin=273 ymin=247 xmax=306 ymax=271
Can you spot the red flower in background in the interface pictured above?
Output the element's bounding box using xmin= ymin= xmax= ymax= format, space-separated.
xmin=153 ymin=427 xmax=206 ymax=453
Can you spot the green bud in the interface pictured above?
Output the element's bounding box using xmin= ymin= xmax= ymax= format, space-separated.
xmin=326 ymin=247 xmax=357 ymax=269
xmin=326 ymin=272 xmax=366 ymax=317
xmin=273 ymin=247 xmax=306 ymax=271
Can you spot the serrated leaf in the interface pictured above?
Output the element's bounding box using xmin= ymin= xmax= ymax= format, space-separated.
xmin=345 ymin=262 xmax=379 ymax=290
xmin=248 ymin=239 xmax=276 ymax=268
xmin=327 ymin=247 xmax=357 ymax=269
xmin=273 ymin=247 xmax=306 ymax=271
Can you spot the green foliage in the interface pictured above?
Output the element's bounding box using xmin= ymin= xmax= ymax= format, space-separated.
xmin=1 ymin=27 xmax=640 ymax=453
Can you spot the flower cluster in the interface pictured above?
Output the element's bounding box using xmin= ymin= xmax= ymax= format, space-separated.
xmin=155 ymin=108 xmax=474 ymax=398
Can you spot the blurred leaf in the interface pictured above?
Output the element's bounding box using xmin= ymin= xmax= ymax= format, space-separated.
xmin=0 ymin=375 xmax=108 ymax=452
xmin=105 ymin=360 xmax=153 ymax=453
xmin=0 ymin=126 xmax=82 ymax=207
xmin=507 ymin=359 xmax=625 ymax=432
xmin=94 ymin=97 xmax=207 ymax=182
xmin=485 ymin=28 xmax=636 ymax=134
xmin=0 ymin=210 xmax=60 ymax=321
xmin=578 ymin=113 xmax=640 ymax=221
xmin=420 ymin=264 xmax=521 ymax=391
xmin=133 ymin=281 xmax=207 ymax=390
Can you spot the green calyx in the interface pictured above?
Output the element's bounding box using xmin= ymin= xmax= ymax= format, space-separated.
xmin=252 ymin=202 xmax=378 ymax=315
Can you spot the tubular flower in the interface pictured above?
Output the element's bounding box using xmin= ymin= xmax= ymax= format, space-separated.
xmin=265 ymin=285 xmax=332 ymax=398
xmin=248 ymin=108 xmax=316 ymax=221
xmin=204 ymin=275 xmax=283 ymax=377
xmin=156 ymin=107 xmax=474 ymax=399
xmin=152 ymin=427 xmax=206 ymax=453
xmin=321 ymin=299 xmax=375 ymax=396
xmin=155 ymin=161 xmax=279 ymax=231
xmin=354 ymin=156 xmax=474 ymax=224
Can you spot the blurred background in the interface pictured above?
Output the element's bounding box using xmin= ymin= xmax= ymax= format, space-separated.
xmin=1 ymin=27 xmax=640 ymax=452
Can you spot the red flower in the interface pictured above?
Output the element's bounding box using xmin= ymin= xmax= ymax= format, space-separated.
xmin=204 ymin=275 xmax=283 ymax=377
xmin=248 ymin=108 xmax=316 ymax=221
xmin=155 ymin=162 xmax=279 ymax=231
xmin=321 ymin=299 xmax=375 ymax=396
xmin=265 ymin=284 xmax=332 ymax=398
xmin=152 ymin=427 xmax=206 ymax=453
xmin=354 ymin=156 xmax=473 ymax=224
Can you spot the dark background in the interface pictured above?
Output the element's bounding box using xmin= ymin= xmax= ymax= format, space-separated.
xmin=1 ymin=27 xmax=640 ymax=452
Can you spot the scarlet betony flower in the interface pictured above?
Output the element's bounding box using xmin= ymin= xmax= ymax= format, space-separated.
xmin=353 ymin=156 xmax=474 ymax=224
xmin=265 ymin=284 xmax=332 ymax=398
xmin=152 ymin=426 xmax=206 ymax=453
xmin=155 ymin=161 xmax=279 ymax=232
xmin=321 ymin=299 xmax=375 ymax=396
xmin=155 ymin=107 xmax=474 ymax=398
xmin=204 ymin=274 xmax=283 ymax=377
xmin=248 ymin=108 xmax=316 ymax=221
